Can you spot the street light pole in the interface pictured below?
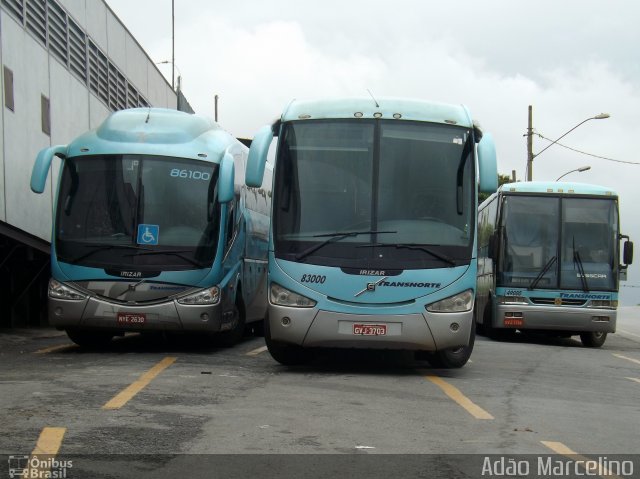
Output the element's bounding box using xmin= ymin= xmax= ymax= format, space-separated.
xmin=556 ymin=166 xmax=591 ymax=181
xmin=527 ymin=105 xmax=533 ymax=181
xmin=155 ymin=61 xmax=181 ymax=92
xmin=171 ymin=0 xmax=175 ymax=91
xmin=526 ymin=107 xmax=609 ymax=181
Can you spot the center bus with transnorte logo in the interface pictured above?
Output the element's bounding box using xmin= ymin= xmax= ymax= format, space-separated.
xmin=476 ymin=181 xmax=633 ymax=347
xmin=245 ymin=97 xmax=498 ymax=367
xmin=30 ymin=108 xmax=271 ymax=347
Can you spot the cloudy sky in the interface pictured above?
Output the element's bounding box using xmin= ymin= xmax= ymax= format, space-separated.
xmin=106 ymin=0 xmax=640 ymax=303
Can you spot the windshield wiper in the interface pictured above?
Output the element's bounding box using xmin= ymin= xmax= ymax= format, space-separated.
xmin=72 ymin=243 xmax=151 ymax=263
xmin=528 ymin=256 xmax=557 ymax=290
xmin=357 ymin=243 xmax=456 ymax=266
xmin=573 ymin=237 xmax=590 ymax=292
xmin=125 ymin=249 xmax=206 ymax=268
xmin=294 ymin=230 xmax=397 ymax=261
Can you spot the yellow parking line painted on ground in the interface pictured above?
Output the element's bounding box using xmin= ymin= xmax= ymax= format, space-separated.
xmin=425 ymin=375 xmax=494 ymax=420
xmin=612 ymin=353 xmax=640 ymax=366
xmin=22 ymin=427 xmax=66 ymax=477
xmin=31 ymin=427 xmax=66 ymax=455
xmin=102 ymin=356 xmax=177 ymax=410
xmin=541 ymin=441 xmax=621 ymax=479
xmin=34 ymin=344 xmax=78 ymax=354
xmin=246 ymin=345 xmax=268 ymax=356
xmin=625 ymin=377 xmax=640 ymax=385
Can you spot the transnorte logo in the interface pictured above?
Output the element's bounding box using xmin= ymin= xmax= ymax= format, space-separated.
xmin=354 ymin=277 xmax=441 ymax=297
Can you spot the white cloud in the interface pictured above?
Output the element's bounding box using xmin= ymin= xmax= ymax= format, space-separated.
xmin=107 ymin=0 xmax=640 ymax=299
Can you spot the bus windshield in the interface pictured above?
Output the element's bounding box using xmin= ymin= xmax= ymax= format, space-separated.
xmin=499 ymin=195 xmax=618 ymax=291
xmin=273 ymin=119 xmax=474 ymax=269
xmin=55 ymin=155 xmax=220 ymax=271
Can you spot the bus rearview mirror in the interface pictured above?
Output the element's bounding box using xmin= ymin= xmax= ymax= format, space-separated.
xmin=31 ymin=145 xmax=67 ymax=194
xmin=218 ymin=152 xmax=235 ymax=203
xmin=246 ymin=125 xmax=273 ymax=188
xmin=477 ymin=133 xmax=498 ymax=194
xmin=623 ymin=240 xmax=633 ymax=266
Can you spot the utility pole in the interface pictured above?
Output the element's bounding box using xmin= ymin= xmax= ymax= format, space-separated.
xmin=526 ymin=105 xmax=533 ymax=181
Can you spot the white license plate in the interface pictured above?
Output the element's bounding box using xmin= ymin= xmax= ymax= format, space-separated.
xmin=117 ymin=312 xmax=146 ymax=325
xmin=353 ymin=323 xmax=387 ymax=336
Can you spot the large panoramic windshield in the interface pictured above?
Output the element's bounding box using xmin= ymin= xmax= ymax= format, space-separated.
xmin=499 ymin=195 xmax=618 ymax=290
xmin=55 ymin=155 xmax=220 ymax=270
xmin=273 ymin=119 xmax=474 ymax=269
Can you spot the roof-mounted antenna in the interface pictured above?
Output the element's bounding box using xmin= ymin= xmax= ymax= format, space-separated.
xmin=367 ymin=89 xmax=380 ymax=108
xmin=145 ymin=107 xmax=151 ymax=124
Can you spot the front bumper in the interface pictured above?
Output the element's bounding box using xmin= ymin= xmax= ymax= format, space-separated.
xmin=268 ymin=304 xmax=473 ymax=351
xmin=493 ymin=304 xmax=616 ymax=333
xmin=48 ymin=296 xmax=224 ymax=333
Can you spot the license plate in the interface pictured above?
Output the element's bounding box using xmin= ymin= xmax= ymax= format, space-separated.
xmin=353 ymin=324 xmax=387 ymax=336
xmin=117 ymin=312 xmax=146 ymax=325
xmin=503 ymin=317 xmax=523 ymax=327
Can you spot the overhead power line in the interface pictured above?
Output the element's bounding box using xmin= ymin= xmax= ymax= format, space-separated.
xmin=535 ymin=132 xmax=640 ymax=165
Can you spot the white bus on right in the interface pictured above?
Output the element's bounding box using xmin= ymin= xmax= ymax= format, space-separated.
xmin=476 ymin=181 xmax=634 ymax=347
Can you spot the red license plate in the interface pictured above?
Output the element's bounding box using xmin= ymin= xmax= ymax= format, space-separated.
xmin=353 ymin=324 xmax=387 ymax=336
xmin=504 ymin=317 xmax=523 ymax=327
xmin=117 ymin=312 xmax=146 ymax=325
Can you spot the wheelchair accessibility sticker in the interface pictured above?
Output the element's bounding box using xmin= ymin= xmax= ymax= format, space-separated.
xmin=137 ymin=224 xmax=159 ymax=245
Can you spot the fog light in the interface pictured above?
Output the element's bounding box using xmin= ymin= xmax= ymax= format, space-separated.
xmin=200 ymin=313 xmax=210 ymax=322
xmin=54 ymin=307 xmax=63 ymax=317
xmin=450 ymin=322 xmax=460 ymax=332
xmin=592 ymin=316 xmax=610 ymax=322
xmin=282 ymin=317 xmax=291 ymax=326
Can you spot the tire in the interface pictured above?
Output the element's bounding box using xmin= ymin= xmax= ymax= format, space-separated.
xmin=66 ymin=328 xmax=113 ymax=348
xmin=429 ymin=321 xmax=475 ymax=369
xmin=246 ymin=318 xmax=265 ymax=337
xmin=489 ymin=327 xmax=517 ymax=341
xmin=217 ymin=299 xmax=246 ymax=347
xmin=264 ymin=315 xmax=313 ymax=366
xmin=476 ymin=301 xmax=491 ymax=337
xmin=580 ymin=331 xmax=607 ymax=348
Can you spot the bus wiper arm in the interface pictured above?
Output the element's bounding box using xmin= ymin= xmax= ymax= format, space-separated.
xmin=73 ymin=243 xmax=152 ymax=263
xmin=125 ymin=249 xmax=206 ymax=268
xmin=573 ymin=237 xmax=589 ymax=292
xmin=294 ymin=230 xmax=397 ymax=261
xmin=528 ymin=256 xmax=557 ymax=290
xmin=357 ymin=243 xmax=456 ymax=266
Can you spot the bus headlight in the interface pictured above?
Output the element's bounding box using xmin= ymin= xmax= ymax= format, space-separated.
xmin=177 ymin=287 xmax=220 ymax=305
xmin=426 ymin=289 xmax=473 ymax=313
xmin=270 ymin=283 xmax=316 ymax=308
xmin=48 ymin=279 xmax=87 ymax=300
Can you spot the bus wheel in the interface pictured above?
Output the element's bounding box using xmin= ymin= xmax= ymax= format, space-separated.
xmin=265 ymin=316 xmax=313 ymax=366
xmin=580 ymin=331 xmax=607 ymax=348
xmin=429 ymin=321 xmax=475 ymax=369
xmin=217 ymin=299 xmax=246 ymax=347
xmin=66 ymin=328 xmax=113 ymax=348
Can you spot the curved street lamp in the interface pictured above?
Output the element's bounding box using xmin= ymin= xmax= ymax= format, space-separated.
xmin=155 ymin=60 xmax=182 ymax=91
xmin=556 ymin=166 xmax=591 ymax=181
xmin=526 ymin=108 xmax=610 ymax=181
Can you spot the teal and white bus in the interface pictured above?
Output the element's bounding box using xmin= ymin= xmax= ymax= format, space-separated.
xmin=476 ymin=181 xmax=633 ymax=347
xmin=246 ymin=97 xmax=498 ymax=367
xmin=31 ymin=108 xmax=271 ymax=347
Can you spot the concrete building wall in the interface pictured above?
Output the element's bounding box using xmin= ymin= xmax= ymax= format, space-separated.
xmin=0 ymin=0 xmax=184 ymax=327
xmin=1 ymin=15 xmax=51 ymax=239
xmin=0 ymin=0 xmax=179 ymax=242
